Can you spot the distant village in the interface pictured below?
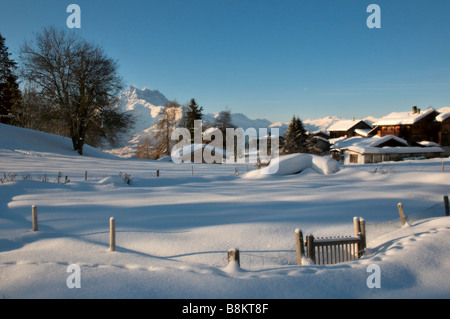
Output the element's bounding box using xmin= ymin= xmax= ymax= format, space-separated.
xmin=313 ymin=106 xmax=450 ymax=165
xmin=180 ymin=106 xmax=450 ymax=166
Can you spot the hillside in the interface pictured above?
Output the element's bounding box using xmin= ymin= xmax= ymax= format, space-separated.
xmin=0 ymin=123 xmax=117 ymax=159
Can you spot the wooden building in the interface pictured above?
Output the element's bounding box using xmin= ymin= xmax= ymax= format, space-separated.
xmin=327 ymin=119 xmax=372 ymax=139
xmin=436 ymin=112 xmax=450 ymax=147
xmin=369 ymin=107 xmax=440 ymax=145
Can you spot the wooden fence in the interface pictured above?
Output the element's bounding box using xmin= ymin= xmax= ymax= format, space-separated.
xmin=295 ymin=217 xmax=366 ymax=265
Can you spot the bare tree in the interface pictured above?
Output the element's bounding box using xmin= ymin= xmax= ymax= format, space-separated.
xmin=215 ymin=107 xmax=235 ymax=133
xmin=150 ymin=100 xmax=181 ymax=159
xmin=136 ymin=136 xmax=153 ymax=159
xmin=19 ymin=27 xmax=133 ymax=155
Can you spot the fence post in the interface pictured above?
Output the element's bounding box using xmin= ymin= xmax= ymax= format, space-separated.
xmin=156 ymin=170 xmax=160 ymax=177
xmin=295 ymin=229 xmax=304 ymax=265
xmin=84 ymin=171 xmax=88 ymax=181
xmin=444 ymin=196 xmax=449 ymax=216
xmin=227 ymin=248 xmax=240 ymax=267
xmin=359 ymin=218 xmax=366 ymax=256
xmin=353 ymin=216 xmax=361 ymax=237
xmin=306 ymin=234 xmax=315 ymax=264
xmin=32 ymin=205 xmax=38 ymax=231
xmin=191 ymin=165 xmax=194 ymax=176
xmin=109 ymin=217 xmax=116 ymax=251
xmin=397 ymin=203 xmax=407 ymax=226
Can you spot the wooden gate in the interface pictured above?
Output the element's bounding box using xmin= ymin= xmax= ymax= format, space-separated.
xmin=295 ymin=217 xmax=366 ymax=265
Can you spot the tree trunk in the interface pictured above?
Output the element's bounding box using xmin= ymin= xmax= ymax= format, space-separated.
xmin=72 ymin=136 xmax=84 ymax=155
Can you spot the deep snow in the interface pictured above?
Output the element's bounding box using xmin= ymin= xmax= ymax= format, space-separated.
xmin=0 ymin=123 xmax=449 ymax=299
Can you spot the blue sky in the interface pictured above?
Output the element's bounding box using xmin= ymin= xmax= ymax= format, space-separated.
xmin=1 ymin=0 xmax=450 ymax=123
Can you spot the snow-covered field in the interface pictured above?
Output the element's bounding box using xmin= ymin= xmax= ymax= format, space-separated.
xmin=1 ymin=123 xmax=449 ymax=299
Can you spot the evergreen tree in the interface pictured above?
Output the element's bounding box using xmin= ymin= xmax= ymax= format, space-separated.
xmin=283 ymin=115 xmax=307 ymax=154
xmin=185 ymin=98 xmax=203 ymax=140
xmin=0 ymin=33 xmax=22 ymax=124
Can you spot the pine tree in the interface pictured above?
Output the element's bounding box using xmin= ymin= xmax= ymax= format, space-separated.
xmin=185 ymin=98 xmax=203 ymax=141
xmin=283 ymin=115 xmax=308 ymax=154
xmin=0 ymin=33 xmax=22 ymax=124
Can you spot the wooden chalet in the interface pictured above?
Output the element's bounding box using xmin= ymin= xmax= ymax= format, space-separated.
xmin=369 ymin=107 xmax=440 ymax=145
xmin=327 ymin=119 xmax=372 ymax=139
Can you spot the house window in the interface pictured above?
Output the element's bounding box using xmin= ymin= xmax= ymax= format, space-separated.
xmin=350 ymin=154 xmax=358 ymax=163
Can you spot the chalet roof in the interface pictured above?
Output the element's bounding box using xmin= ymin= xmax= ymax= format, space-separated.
xmin=347 ymin=145 xmax=443 ymax=155
xmin=331 ymin=135 xmax=443 ymax=155
xmin=332 ymin=135 xmax=407 ymax=150
xmin=354 ymin=128 xmax=372 ymax=137
xmin=373 ymin=107 xmax=436 ymax=126
xmin=313 ymin=136 xmax=330 ymax=143
xmin=327 ymin=120 xmax=370 ymax=132
xmin=436 ymin=112 xmax=450 ymax=122
xmin=311 ymin=130 xmax=330 ymax=137
xmin=202 ymin=127 xmax=221 ymax=135
xmin=332 ymin=135 xmax=443 ymax=154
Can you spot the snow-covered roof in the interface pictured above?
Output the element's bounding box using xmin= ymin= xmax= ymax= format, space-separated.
xmin=328 ymin=120 xmax=369 ymax=132
xmin=332 ymin=135 xmax=406 ymax=150
xmin=311 ymin=130 xmax=330 ymax=136
xmin=313 ymin=136 xmax=330 ymax=143
xmin=436 ymin=112 xmax=450 ymax=122
xmin=328 ymin=136 xmax=347 ymax=145
xmin=417 ymin=141 xmax=441 ymax=147
xmin=331 ymin=135 xmax=443 ymax=155
xmin=354 ymin=128 xmax=372 ymax=137
xmin=203 ymin=127 xmax=221 ymax=135
xmin=373 ymin=108 xmax=436 ymax=126
xmin=348 ymin=145 xmax=443 ymax=155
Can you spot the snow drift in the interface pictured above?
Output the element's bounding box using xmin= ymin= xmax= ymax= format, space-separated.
xmin=245 ymin=153 xmax=340 ymax=178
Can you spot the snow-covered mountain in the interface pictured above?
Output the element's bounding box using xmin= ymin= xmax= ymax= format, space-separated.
xmin=109 ymin=86 xmax=180 ymax=157
xmin=304 ymin=116 xmax=343 ymax=133
xmin=117 ymin=86 xmax=170 ymax=135
xmin=269 ymin=116 xmax=352 ymax=136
